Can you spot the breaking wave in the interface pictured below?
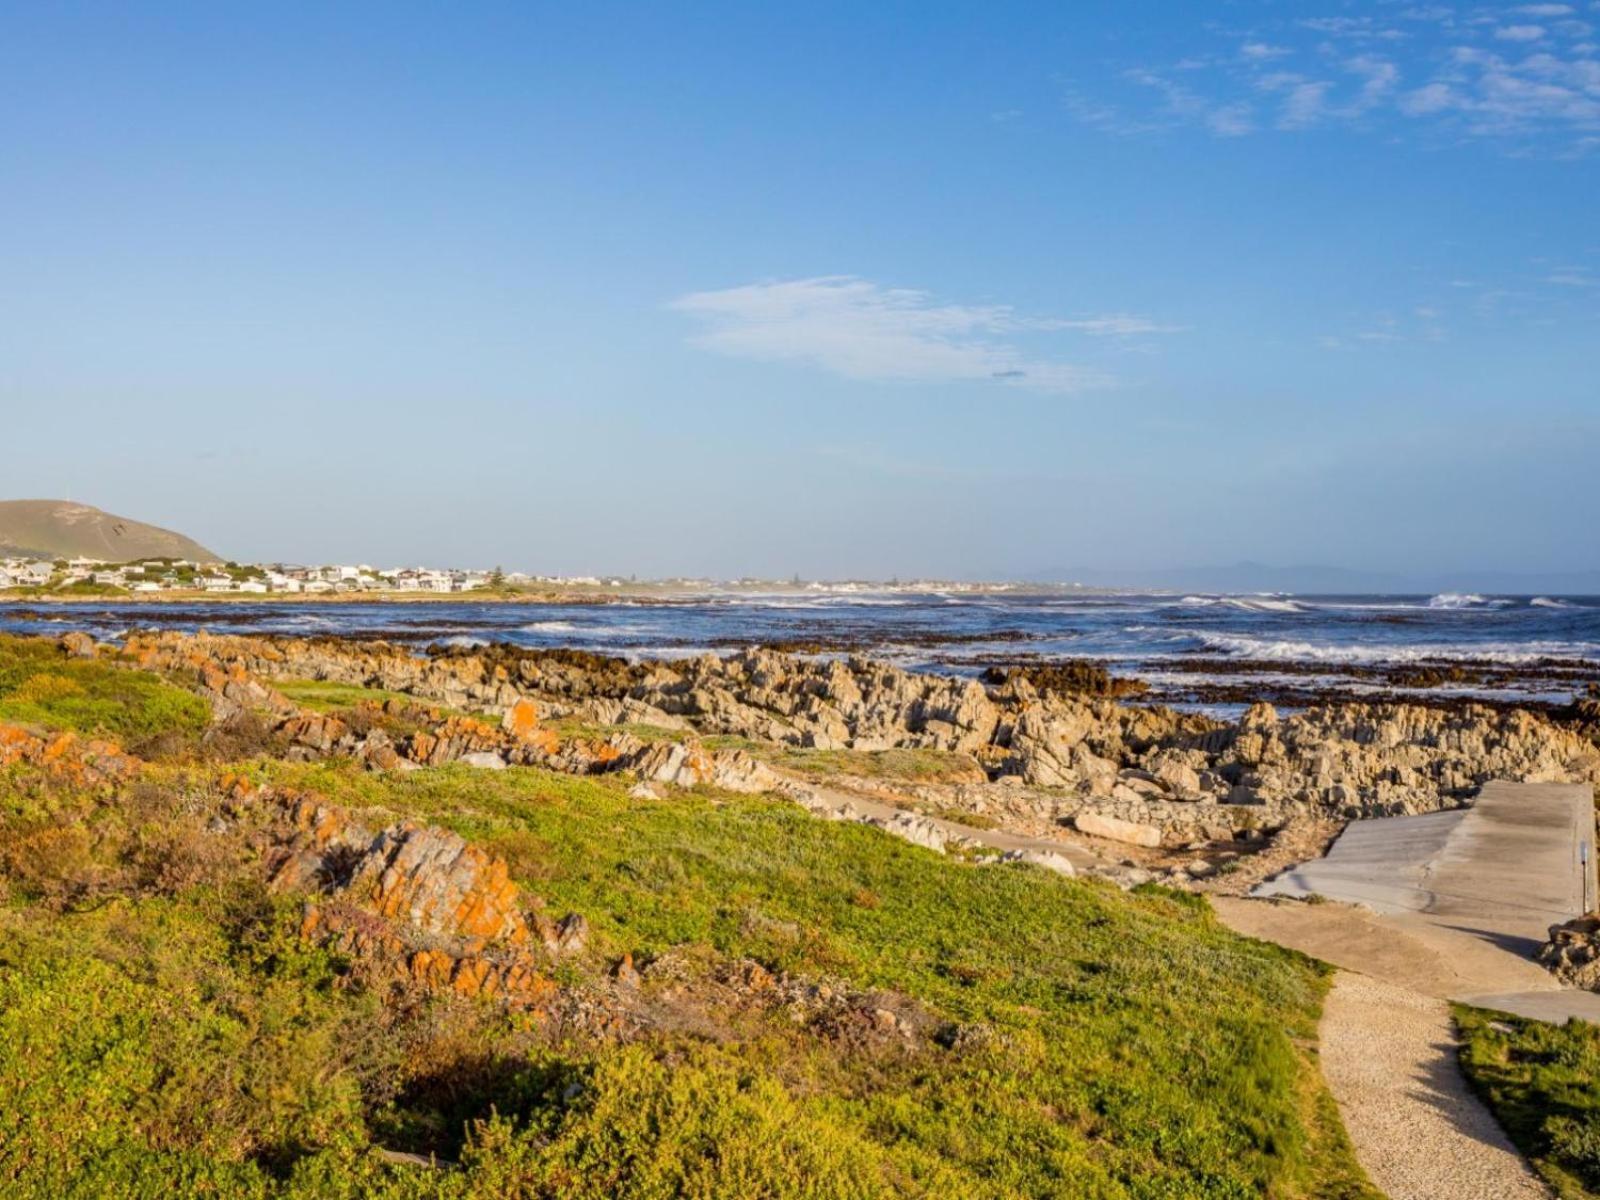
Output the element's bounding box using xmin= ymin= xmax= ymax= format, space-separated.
xmin=1427 ymin=593 xmax=1512 ymax=610
xmin=1179 ymin=595 xmax=1308 ymax=614
xmin=1189 ymin=631 xmax=1598 ymax=665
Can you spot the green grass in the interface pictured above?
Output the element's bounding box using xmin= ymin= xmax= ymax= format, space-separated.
xmin=236 ymin=757 xmax=1377 ymax=1199
xmin=0 ymin=637 xmax=1381 ymax=1198
xmin=273 ymin=679 xmax=487 ymax=724
xmin=1457 ymin=1006 xmax=1600 ymax=1198
xmin=698 ymin=736 xmax=986 ymax=784
xmin=549 ymin=717 xmax=685 ymax=743
xmin=274 ymin=678 xmax=427 ymax=713
xmin=0 ymin=634 xmax=209 ymax=745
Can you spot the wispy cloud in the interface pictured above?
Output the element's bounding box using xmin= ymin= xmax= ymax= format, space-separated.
xmin=670 ymin=277 xmax=1179 ymax=394
xmin=1064 ymin=3 xmax=1600 ymax=152
xmin=1241 ymin=42 xmax=1291 ymax=61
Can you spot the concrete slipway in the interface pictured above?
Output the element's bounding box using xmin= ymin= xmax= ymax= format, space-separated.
xmin=1238 ymin=781 xmax=1600 ymax=1022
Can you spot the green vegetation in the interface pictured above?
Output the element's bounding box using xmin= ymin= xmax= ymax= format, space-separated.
xmin=1457 ymin=1006 xmax=1600 ymax=1198
xmin=250 ymin=758 xmax=1373 ymax=1198
xmin=0 ymin=635 xmax=208 ymax=745
xmin=274 ymin=678 xmax=428 ymax=714
xmin=51 ymin=580 xmax=129 ymax=596
xmin=774 ymin=745 xmax=987 ymax=783
xmin=551 ymin=716 xmax=685 ymax=744
xmin=0 ymin=644 xmax=1381 ymax=1198
xmin=273 ymin=680 xmax=488 ymax=730
xmin=699 ymin=735 xmax=987 ymax=785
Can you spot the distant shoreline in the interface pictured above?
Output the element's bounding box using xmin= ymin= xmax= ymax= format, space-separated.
xmin=0 ymin=583 xmax=1135 ymax=606
xmin=0 ymin=589 xmax=623 ymax=606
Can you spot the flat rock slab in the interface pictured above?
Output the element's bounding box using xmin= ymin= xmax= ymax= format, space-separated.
xmin=1321 ymin=972 xmax=1550 ymax=1200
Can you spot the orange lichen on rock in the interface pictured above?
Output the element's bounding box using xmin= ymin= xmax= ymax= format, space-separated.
xmin=0 ymin=721 xmax=140 ymax=786
xmin=262 ymin=788 xmax=568 ymax=1012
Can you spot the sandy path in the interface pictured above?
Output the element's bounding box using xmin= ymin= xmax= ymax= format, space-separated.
xmin=1319 ymin=972 xmax=1549 ymax=1200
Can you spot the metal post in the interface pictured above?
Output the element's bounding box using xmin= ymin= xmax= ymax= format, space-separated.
xmin=1582 ymin=840 xmax=1591 ymax=915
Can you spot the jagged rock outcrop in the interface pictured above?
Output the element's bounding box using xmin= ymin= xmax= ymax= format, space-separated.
xmin=1538 ymin=914 xmax=1600 ymax=991
xmin=265 ymin=790 xmax=567 ymax=1009
xmin=120 ymin=632 xmax=1600 ymax=842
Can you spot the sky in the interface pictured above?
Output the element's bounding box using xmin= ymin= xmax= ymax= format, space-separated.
xmin=1 ymin=1 xmax=1596 ymax=580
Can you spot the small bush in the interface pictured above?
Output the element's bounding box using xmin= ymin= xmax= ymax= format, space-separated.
xmin=0 ymin=636 xmax=209 ymax=745
xmin=1457 ymin=1005 xmax=1600 ymax=1196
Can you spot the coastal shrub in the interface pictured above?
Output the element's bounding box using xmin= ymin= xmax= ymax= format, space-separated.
xmin=250 ymin=758 xmax=1376 ymax=1199
xmin=0 ymin=729 xmax=1380 ymax=1197
xmin=0 ymin=634 xmax=208 ymax=744
xmin=1457 ymin=1005 xmax=1600 ymax=1197
xmin=0 ymin=894 xmax=378 ymax=1196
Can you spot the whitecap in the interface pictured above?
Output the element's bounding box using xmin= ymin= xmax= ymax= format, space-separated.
xmin=1427 ymin=593 xmax=1512 ymax=610
xmin=1187 ymin=630 xmax=1599 ymax=665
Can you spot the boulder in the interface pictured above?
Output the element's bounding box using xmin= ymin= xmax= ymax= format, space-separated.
xmin=1073 ymin=811 xmax=1163 ymax=849
xmin=1538 ymin=914 xmax=1600 ymax=990
xmin=868 ymin=811 xmax=948 ymax=853
xmin=59 ymin=631 xmax=97 ymax=658
xmin=1001 ymin=848 xmax=1076 ymax=876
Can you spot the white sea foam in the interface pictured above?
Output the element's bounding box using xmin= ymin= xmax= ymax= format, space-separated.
xmin=1179 ymin=595 xmax=1307 ymax=613
xmin=1189 ymin=631 xmax=1598 ymax=665
xmin=1531 ymin=597 xmax=1575 ymax=609
xmin=1427 ymin=593 xmax=1512 ymax=610
xmin=520 ymin=620 xmax=580 ymax=632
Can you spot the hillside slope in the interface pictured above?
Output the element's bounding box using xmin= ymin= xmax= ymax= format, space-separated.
xmin=0 ymin=499 xmax=218 ymax=562
xmin=0 ymin=631 xmax=1381 ymax=1199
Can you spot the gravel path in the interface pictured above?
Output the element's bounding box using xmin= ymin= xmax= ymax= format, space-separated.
xmin=1320 ymin=972 xmax=1550 ymax=1200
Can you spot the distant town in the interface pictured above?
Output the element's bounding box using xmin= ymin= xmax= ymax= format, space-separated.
xmin=0 ymin=555 xmax=622 ymax=595
xmin=0 ymin=555 xmax=1041 ymax=597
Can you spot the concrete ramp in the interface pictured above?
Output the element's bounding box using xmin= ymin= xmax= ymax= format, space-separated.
xmin=1256 ymin=782 xmax=1594 ymax=937
xmin=1256 ymin=807 xmax=1469 ymax=916
xmin=1249 ymin=781 xmax=1600 ymax=1023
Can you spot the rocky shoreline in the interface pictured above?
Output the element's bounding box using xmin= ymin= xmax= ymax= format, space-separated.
xmin=97 ymin=631 xmax=1599 ymax=892
xmin=8 ymin=595 xmax=1593 ymax=714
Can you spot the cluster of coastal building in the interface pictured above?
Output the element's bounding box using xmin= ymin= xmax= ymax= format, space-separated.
xmin=0 ymin=556 xmax=603 ymax=595
xmin=0 ymin=555 xmax=1049 ymax=597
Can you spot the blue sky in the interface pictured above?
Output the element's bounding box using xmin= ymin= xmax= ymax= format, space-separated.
xmin=2 ymin=1 xmax=1596 ymax=579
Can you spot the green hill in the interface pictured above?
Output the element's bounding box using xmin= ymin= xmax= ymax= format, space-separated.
xmin=0 ymin=499 xmax=218 ymax=562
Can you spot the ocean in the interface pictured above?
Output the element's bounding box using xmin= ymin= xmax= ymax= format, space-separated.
xmin=4 ymin=590 xmax=1597 ymax=712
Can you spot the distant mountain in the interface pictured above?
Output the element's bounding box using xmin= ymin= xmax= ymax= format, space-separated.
xmin=0 ymin=500 xmax=219 ymax=563
xmin=1025 ymin=560 xmax=1600 ymax=595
